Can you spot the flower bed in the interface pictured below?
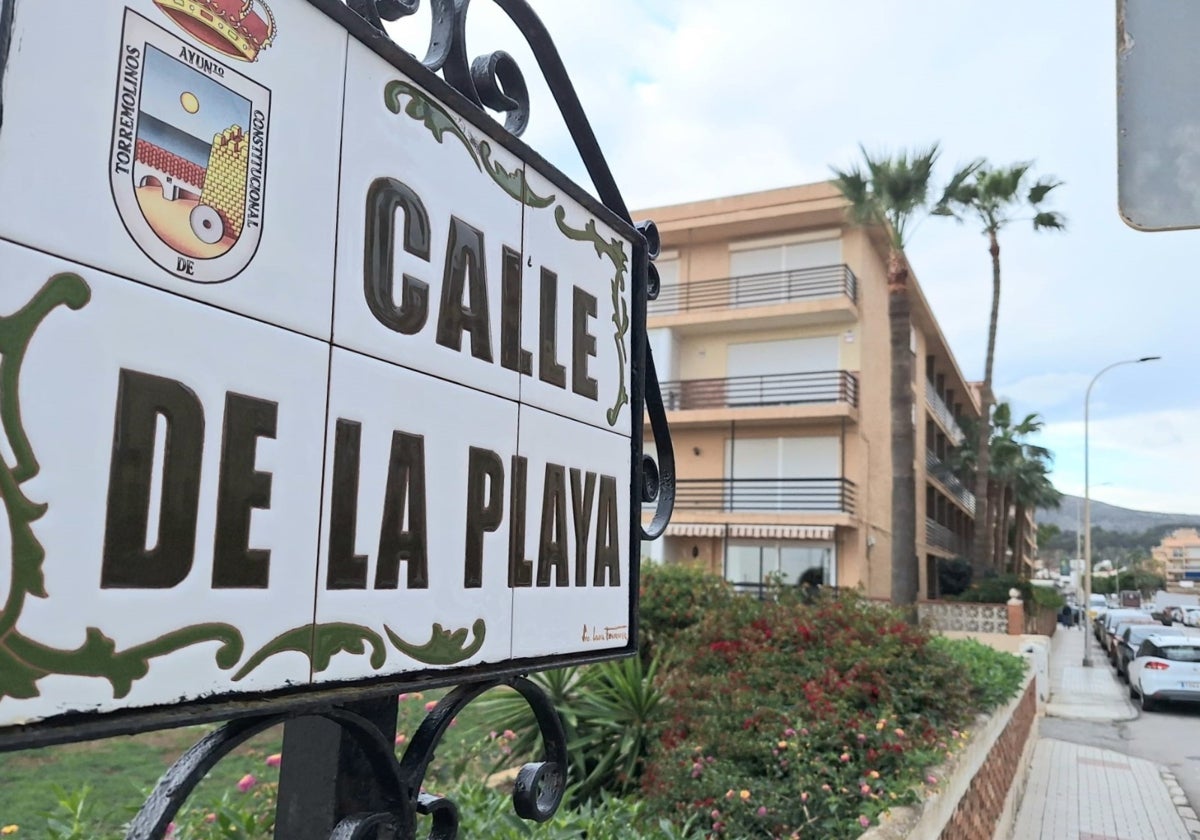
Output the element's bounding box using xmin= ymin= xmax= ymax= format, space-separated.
xmin=639 ymin=583 xmax=1027 ymax=839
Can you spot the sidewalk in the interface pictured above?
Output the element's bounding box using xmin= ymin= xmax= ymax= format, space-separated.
xmin=1008 ymin=626 xmax=1198 ymax=840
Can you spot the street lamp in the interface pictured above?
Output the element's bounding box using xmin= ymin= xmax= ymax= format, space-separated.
xmin=1082 ymin=355 xmax=1160 ymax=667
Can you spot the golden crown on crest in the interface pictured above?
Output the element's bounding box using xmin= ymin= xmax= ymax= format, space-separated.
xmin=153 ymin=0 xmax=277 ymax=62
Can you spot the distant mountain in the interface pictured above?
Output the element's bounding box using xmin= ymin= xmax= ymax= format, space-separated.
xmin=1037 ymin=494 xmax=1200 ymax=534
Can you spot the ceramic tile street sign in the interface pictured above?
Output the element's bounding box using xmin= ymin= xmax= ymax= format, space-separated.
xmin=0 ymin=0 xmax=642 ymax=745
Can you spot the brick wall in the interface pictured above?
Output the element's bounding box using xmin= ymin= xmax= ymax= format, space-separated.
xmin=937 ymin=678 xmax=1037 ymax=840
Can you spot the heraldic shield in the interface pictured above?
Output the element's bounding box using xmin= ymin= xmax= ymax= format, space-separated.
xmin=110 ymin=9 xmax=271 ymax=284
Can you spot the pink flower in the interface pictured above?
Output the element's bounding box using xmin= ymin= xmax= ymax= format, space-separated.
xmin=165 ymin=824 xmax=176 ymax=839
xmin=860 ymin=783 xmax=871 ymax=794
xmin=894 ymin=728 xmax=905 ymax=738
xmin=424 ymin=700 xmax=438 ymax=712
xmin=503 ymin=729 xmax=516 ymax=740
xmin=784 ymin=727 xmax=796 ymax=737
xmin=265 ymin=753 xmax=282 ymax=768
xmin=859 ymin=815 xmax=871 ymax=828
xmin=205 ymin=813 xmax=217 ymax=823
xmin=756 ymin=806 xmax=768 ymax=817
xmin=821 ymin=784 xmax=832 ymax=792
xmin=710 ymin=810 xmax=721 ymax=820
xmin=926 ymin=775 xmax=938 ymax=785
xmin=691 ymin=762 xmax=703 ymax=779
xmin=398 ymin=693 xmax=408 ymax=701
xmin=839 ymin=752 xmax=851 ymax=763
xmin=395 ymin=733 xmax=407 ymax=746
xmin=800 ymin=791 xmax=809 ymax=803
xmin=237 ymin=773 xmax=257 ymax=793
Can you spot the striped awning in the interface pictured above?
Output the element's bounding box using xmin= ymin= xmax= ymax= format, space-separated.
xmin=663 ymin=524 xmax=835 ymax=541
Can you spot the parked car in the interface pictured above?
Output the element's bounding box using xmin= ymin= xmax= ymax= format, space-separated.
xmin=1107 ymin=618 xmax=1158 ymax=664
xmin=1097 ymin=608 xmax=1150 ymax=651
xmin=1129 ymin=636 xmax=1200 ymax=712
xmin=1116 ymin=624 xmax=1193 ymax=680
xmin=1182 ymin=607 xmax=1200 ymax=628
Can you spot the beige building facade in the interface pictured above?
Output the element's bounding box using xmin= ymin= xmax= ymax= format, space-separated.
xmin=635 ymin=183 xmax=980 ymax=600
xmin=1152 ymin=528 xmax=1200 ymax=586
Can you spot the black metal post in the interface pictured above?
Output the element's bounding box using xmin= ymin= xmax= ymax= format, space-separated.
xmin=274 ymin=695 xmax=400 ymax=839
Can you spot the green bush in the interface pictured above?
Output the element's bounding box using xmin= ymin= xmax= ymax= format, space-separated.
xmin=639 ymin=591 xmax=1016 ymax=838
xmin=953 ymin=573 xmax=1064 ymax=610
xmin=925 ymin=636 xmax=1026 ymax=711
xmin=638 ymin=563 xmax=733 ymax=657
xmin=467 ymin=655 xmax=664 ymax=802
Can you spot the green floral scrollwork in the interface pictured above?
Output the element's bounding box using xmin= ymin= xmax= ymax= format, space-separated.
xmin=553 ymin=207 xmax=630 ymax=426
xmin=0 ymin=274 xmax=247 ymax=704
xmin=384 ymin=619 xmax=486 ymax=665
xmin=233 ymin=623 xmax=388 ymax=682
xmin=478 ymin=141 xmax=556 ymax=208
xmin=384 ymin=80 xmax=481 ymax=171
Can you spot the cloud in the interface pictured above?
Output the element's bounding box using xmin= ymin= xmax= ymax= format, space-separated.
xmin=1038 ymin=408 xmax=1200 ymax=515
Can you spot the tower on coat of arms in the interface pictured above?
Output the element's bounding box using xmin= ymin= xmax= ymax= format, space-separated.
xmin=110 ymin=9 xmax=271 ymax=284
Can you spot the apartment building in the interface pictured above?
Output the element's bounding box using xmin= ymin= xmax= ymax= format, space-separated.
xmin=635 ymin=182 xmax=980 ymax=601
xmin=1152 ymin=528 xmax=1200 ymax=586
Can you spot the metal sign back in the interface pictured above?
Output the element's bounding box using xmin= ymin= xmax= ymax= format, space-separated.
xmin=1116 ymin=0 xmax=1200 ymax=231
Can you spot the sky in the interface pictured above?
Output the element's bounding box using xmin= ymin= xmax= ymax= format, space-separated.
xmin=387 ymin=1 xmax=1199 ymax=516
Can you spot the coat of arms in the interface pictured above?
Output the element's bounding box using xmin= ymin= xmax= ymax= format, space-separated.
xmin=110 ymin=6 xmax=273 ymax=283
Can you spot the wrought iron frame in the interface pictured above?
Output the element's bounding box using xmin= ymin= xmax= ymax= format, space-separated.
xmin=0 ymin=0 xmax=675 ymax=836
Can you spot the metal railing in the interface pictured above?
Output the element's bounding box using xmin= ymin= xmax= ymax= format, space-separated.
xmin=926 ymin=517 xmax=970 ymax=556
xmin=660 ymin=370 xmax=859 ymax=411
xmin=670 ymin=477 xmax=856 ymax=514
xmin=649 ymin=264 xmax=858 ymax=315
xmin=925 ymin=450 xmax=976 ymax=514
xmin=925 ymin=384 xmax=965 ymax=444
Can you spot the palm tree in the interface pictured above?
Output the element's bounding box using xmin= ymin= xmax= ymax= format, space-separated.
xmin=984 ymin=403 xmax=1059 ymax=573
xmin=934 ymin=163 xmax=1065 ymax=580
xmin=832 ymin=146 xmax=977 ymax=606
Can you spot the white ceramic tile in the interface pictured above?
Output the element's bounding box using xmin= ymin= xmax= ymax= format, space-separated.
xmin=509 ymin=405 xmax=634 ymax=660
xmin=0 ymin=0 xmax=346 ymax=339
xmin=333 ymin=41 xmax=526 ymax=401
xmin=518 ymin=170 xmax=634 ymax=437
xmin=313 ymin=348 xmax=517 ymax=684
xmin=0 ymin=239 xmax=328 ymax=729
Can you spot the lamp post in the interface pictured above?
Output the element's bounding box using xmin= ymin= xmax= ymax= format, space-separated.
xmin=1082 ymin=355 xmax=1160 ymax=667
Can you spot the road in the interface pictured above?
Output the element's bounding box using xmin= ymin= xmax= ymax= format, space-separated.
xmin=1042 ymin=691 xmax=1200 ymax=810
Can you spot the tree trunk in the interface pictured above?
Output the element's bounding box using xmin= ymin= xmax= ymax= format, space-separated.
xmin=970 ymin=231 xmax=1002 ymax=579
xmin=994 ymin=482 xmax=1012 ymax=573
xmin=888 ymin=250 xmax=918 ymax=608
xmin=1013 ymin=501 xmax=1028 ymax=575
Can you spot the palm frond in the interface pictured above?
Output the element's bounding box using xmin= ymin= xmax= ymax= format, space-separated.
xmin=1028 ymin=177 xmax=1063 ymax=205
xmin=1032 ymin=211 xmax=1066 ymax=231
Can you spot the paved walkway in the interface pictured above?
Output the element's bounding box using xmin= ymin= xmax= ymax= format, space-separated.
xmin=1009 ymin=627 xmax=1199 ymax=840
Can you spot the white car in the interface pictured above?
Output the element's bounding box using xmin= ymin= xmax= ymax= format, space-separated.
xmin=1128 ymin=635 xmax=1200 ymax=712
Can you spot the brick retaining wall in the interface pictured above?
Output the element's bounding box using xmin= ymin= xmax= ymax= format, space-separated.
xmin=938 ymin=677 xmax=1037 ymax=840
xmin=858 ymin=671 xmax=1039 ymax=840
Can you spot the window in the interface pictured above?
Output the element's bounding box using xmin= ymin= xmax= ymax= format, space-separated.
xmin=727 ymin=237 xmax=842 ymax=308
xmin=1160 ymin=645 xmax=1200 ymax=662
xmin=724 ymin=436 xmax=840 ymax=511
xmin=724 ymin=540 xmax=835 ymax=597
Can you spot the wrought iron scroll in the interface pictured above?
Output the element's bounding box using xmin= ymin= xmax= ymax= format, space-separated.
xmin=341 ymin=0 xmax=675 ymax=539
xmin=127 ymin=676 xmax=567 ymax=840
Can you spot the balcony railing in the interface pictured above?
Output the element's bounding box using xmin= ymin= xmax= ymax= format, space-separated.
xmin=660 ymin=370 xmax=859 ymax=411
xmin=649 ymin=264 xmax=857 ymax=316
xmin=925 ymin=384 xmax=965 ymax=445
xmin=925 ymin=450 xmax=976 ymax=514
xmin=926 ymin=518 xmax=969 ymax=556
xmin=670 ymin=477 xmax=856 ymax=515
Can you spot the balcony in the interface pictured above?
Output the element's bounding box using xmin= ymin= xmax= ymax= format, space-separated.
xmin=671 ymin=477 xmax=856 ymax=515
xmin=649 ymin=264 xmax=858 ymax=317
xmin=661 ymin=370 xmax=859 ymax=411
xmin=925 ymin=450 xmax=976 ymax=515
xmin=926 ymin=518 xmax=969 ymax=556
xmin=925 ymin=384 xmax=965 ymax=445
